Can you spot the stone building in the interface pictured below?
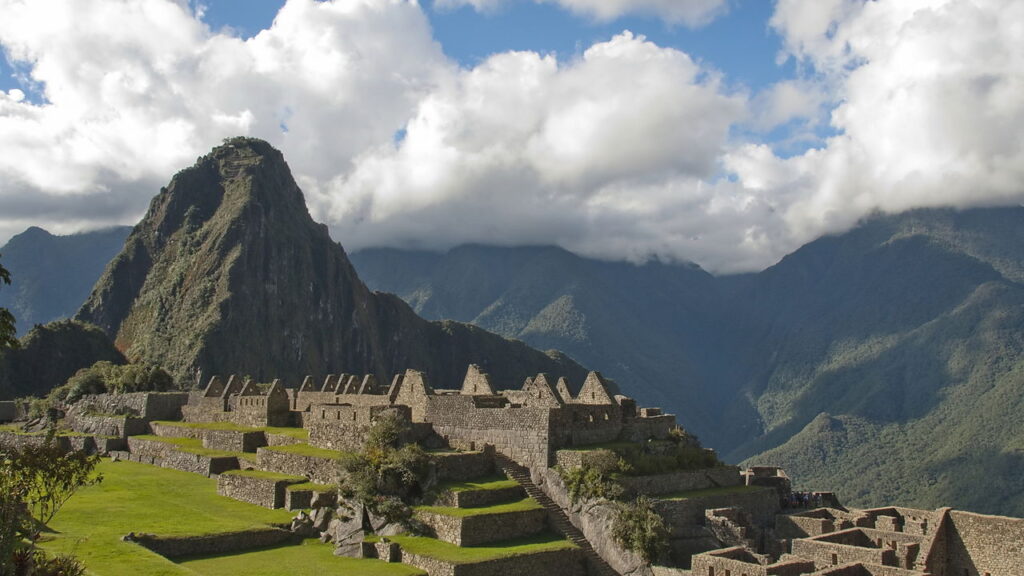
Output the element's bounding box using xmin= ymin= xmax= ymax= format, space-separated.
xmin=179 ymin=363 xmax=677 ymax=469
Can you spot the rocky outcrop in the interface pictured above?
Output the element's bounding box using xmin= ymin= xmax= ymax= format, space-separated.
xmin=77 ymin=137 xmax=586 ymax=388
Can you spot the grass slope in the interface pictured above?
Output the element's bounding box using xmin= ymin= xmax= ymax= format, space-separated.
xmin=41 ymin=460 xmax=421 ymax=576
xmin=388 ymin=533 xmax=576 ymax=564
xmin=178 ymin=538 xmax=426 ymax=576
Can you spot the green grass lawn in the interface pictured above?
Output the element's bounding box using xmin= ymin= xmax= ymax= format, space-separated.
xmin=131 ymin=434 xmax=258 ymax=462
xmin=415 ymin=497 xmax=542 ymax=518
xmin=388 ymin=533 xmax=576 ymax=564
xmin=438 ymin=475 xmax=518 ymax=493
xmin=260 ymin=443 xmax=346 ymax=460
xmin=661 ymin=485 xmax=763 ymax=500
xmin=178 ymin=538 xmax=426 ymax=576
xmin=40 ymin=460 xmax=418 ymax=576
xmin=286 ymin=482 xmax=335 ymax=493
xmin=220 ymin=469 xmax=306 ymax=482
xmin=557 ymin=441 xmax=640 ymax=453
xmin=151 ymin=421 xmax=309 ymax=440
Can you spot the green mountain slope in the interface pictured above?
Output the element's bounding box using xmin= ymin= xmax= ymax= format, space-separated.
xmin=352 ymin=207 xmax=1024 ymax=515
xmin=0 ymin=226 xmax=130 ymax=335
xmin=75 ymin=138 xmax=586 ymax=390
xmin=0 ymin=320 xmax=126 ymax=400
xmin=352 ymin=245 xmax=760 ymax=448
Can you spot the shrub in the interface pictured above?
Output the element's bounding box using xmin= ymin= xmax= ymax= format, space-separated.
xmin=612 ymin=496 xmax=669 ymax=563
xmin=338 ymin=412 xmax=431 ymax=527
xmin=558 ymin=456 xmax=624 ymax=505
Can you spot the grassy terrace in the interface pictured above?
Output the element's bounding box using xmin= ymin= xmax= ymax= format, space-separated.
xmin=286 ymin=481 xmax=335 ymax=492
xmin=260 ymin=442 xmax=346 ymax=460
xmin=416 ymin=497 xmax=542 ymax=518
xmin=0 ymin=424 xmax=115 ymax=439
xmin=220 ymin=469 xmax=306 ymax=482
xmin=387 ymin=533 xmax=576 ymax=564
xmin=661 ymin=485 xmax=763 ymax=500
xmin=438 ymin=475 xmax=519 ymax=493
xmin=558 ymin=441 xmax=640 ymax=453
xmin=178 ymin=538 xmax=426 ymax=576
xmin=132 ymin=434 xmax=258 ymax=462
xmin=151 ymin=420 xmax=309 ymax=440
xmin=40 ymin=460 xmax=424 ymax=576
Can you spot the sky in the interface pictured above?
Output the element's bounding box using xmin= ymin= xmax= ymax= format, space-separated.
xmin=0 ymin=0 xmax=1021 ymax=274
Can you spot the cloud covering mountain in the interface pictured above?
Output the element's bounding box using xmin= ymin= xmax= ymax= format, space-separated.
xmin=0 ymin=0 xmax=1021 ymax=273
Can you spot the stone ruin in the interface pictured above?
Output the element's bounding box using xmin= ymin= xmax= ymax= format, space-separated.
xmin=179 ymin=363 xmax=677 ymax=469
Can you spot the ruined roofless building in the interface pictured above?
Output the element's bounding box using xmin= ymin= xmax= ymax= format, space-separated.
xmin=180 ymin=364 xmax=678 ymax=470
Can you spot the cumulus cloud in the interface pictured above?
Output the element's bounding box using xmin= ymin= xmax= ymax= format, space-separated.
xmin=433 ymin=0 xmax=728 ymax=27
xmin=326 ymin=32 xmax=749 ymax=265
xmin=1 ymin=0 xmax=1022 ymax=274
xmin=751 ymin=0 xmax=1024 ymax=247
xmin=0 ymin=0 xmax=447 ymax=233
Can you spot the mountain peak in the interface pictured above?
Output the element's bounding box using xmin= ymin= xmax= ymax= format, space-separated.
xmin=76 ymin=139 xmax=585 ymax=388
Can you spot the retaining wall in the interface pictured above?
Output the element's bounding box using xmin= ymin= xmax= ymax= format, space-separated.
xmin=133 ymin=528 xmax=295 ymax=559
xmin=417 ymin=508 xmax=547 ymax=546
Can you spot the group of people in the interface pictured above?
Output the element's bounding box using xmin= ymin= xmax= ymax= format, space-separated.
xmin=782 ymin=491 xmax=824 ymax=509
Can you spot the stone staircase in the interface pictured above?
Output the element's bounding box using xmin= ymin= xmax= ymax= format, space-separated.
xmin=495 ymin=454 xmax=620 ymax=576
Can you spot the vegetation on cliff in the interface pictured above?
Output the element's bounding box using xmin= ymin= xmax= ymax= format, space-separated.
xmin=0 ymin=320 xmax=125 ymax=401
xmin=353 ymin=208 xmax=1024 ymax=516
xmin=76 ymin=137 xmax=586 ymax=389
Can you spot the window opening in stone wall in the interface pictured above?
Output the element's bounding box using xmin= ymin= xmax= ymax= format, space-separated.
xmin=831 ymin=553 xmax=838 ymax=565
xmin=708 ymin=568 xmax=714 ymax=576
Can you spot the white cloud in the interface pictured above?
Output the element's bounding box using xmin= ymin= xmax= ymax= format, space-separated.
xmin=749 ymin=0 xmax=1024 ymax=247
xmin=0 ymin=0 xmax=447 ymax=230
xmin=324 ymin=32 xmax=751 ymax=265
xmin=434 ymin=0 xmax=728 ymax=27
xmin=1 ymin=0 xmax=1022 ymax=274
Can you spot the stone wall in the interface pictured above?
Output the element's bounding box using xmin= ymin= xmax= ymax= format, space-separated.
xmin=133 ymin=528 xmax=295 ymax=559
xmin=536 ymin=466 xmax=654 ymax=576
xmin=417 ymin=508 xmax=547 ymax=546
xmin=433 ymin=450 xmax=495 ymax=481
xmin=790 ymin=530 xmax=896 ymax=569
xmin=257 ymin=447 xmax=338 ymax=485
xmin=66 ymin=414 xmax=147 ymax=438
xmin=621 ymin=414 xmax=677 ymax=443
xmin=617 ymin=466 xmax=744 ymax=498
xmin=654 ymin=487 xmax=780 ymax=531
xmin=940 ymin=510 xmax=1024 ymax=576
xmin=550 ymin=404 xmax=623 ymax=447
xmin=435 ymin=485 xmax=524 ymax=508
xmin=0 ymin=431 xmax=72 ymax=451
xmin=776 ymin=514 xmax=837 ymax=540
xmin=397 ymin=547 xmax=586 ymax=576
xmin=0 ymin=401 xmax=15 ymax=422
xmin=217 ymin=472 xmax=305 ymax=509
xmin=203 ymin=429 xmax=265 ymax=453
xmin=126 ymin=436 xmax=239 ymax=476
xmin=74 ymin=392 xmax=189 ymax=420
xmin=427 ymin=396 xmax=553 ymax=469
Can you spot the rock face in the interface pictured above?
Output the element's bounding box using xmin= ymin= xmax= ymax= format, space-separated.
xmin=76 ymin=137 xmax=585 ymax=387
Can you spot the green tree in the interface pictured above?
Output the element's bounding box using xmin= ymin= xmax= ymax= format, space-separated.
xmin=612 ymin=495 xmax=669 ymax=564
xmin=0 ymin=436 xmax=99 ymax=575
xmin=338 ymin=411 xmax=431 ymax=526
xmin=0 ymin=254 xmax=17 ymax=349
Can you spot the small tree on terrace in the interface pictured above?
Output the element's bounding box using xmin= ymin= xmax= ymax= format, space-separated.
xmin=0 ymin=254 xmax=17 ymax=349
xmin=0 ymin=435 xmax=100 ymax=575
xmin=338 ymin=411 xmax=431 ymax=526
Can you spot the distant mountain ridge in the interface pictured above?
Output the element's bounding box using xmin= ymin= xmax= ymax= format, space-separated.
xmin=0 ymin=226 xmax=131 ymax=335
xmin=74 ymin=137 xmax=587 ymax=390
xmin=3 ymin=165 xmax=1022 ymax=515
xmin=352 ymin=206 xmax=1024 ymax=515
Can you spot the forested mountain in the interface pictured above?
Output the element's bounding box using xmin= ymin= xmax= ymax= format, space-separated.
xmin=75 ymin=138 xmax=586 ymax=390
xmin=353 ymin=207 xmax=1024 ymax=515
xmin=5 ymin=153 xmax=1022 ymax=514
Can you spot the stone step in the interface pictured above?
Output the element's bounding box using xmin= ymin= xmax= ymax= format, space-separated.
xmin=494 ymin=454 xmax=620 ymax=576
